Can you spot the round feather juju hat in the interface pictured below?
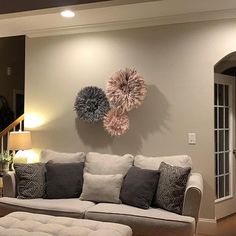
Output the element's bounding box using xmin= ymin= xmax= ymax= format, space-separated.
xmin=103 ymin=109 xmax=129 ymax=136
xmin=106 ymin=68 xmax=147 ymax=113
xmin=74 ymin=86 xmax=110 ymax=123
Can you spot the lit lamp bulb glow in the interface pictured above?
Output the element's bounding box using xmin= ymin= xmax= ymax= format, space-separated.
xmin=60 ymin=10 xmax=75 ymax=18
xmin=8 ymin=131 xmax=32 ymax=164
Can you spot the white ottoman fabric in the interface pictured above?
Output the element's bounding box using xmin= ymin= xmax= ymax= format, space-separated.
xmin=0 ymin=212 xmax=132 ymax=236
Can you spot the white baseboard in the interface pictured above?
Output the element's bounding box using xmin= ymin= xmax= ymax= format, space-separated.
xmin=197 ymin=218 xmax=217 ymax=235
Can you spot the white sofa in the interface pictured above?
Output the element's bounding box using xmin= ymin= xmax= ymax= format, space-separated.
xmin=0 ymin=151 xmax=203 ymax=236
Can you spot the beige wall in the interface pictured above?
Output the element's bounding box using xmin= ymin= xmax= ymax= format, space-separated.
xmin=25 ymin=19 xmax=236 ymax=219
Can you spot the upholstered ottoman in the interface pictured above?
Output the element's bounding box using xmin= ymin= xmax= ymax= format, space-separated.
xmin=0 ymin=212 xmax=132 ymax=236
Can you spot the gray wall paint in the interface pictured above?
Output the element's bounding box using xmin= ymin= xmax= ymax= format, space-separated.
xmin=25 ymin=19 xmax=236 ymax=219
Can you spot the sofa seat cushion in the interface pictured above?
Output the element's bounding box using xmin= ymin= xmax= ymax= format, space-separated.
xmin=85 ymin=203 xmax=195 ymax=236
xmin=0 ymin=197 xmax=95 ymax=218
xmin=0 ymin=212 xmax=132 ymax=236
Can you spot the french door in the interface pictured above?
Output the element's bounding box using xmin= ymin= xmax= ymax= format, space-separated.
xmin=214 ymin=73 xmax=236 ymax=219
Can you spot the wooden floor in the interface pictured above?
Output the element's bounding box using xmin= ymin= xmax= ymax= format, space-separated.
xmin=198 ymin=214 xmax=236 ymax=236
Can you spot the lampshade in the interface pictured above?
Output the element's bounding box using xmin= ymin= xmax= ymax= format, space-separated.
xmin=8 ymin=131 xmax=32 ymax=151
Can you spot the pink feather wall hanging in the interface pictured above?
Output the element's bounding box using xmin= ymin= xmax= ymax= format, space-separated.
xmin=103 ymin=110 xmax=129 ymax=136
xmin=106 ymin=68 xmax=147 ymax=113
xmin=104 ymin=68 xmax=147 ymax=136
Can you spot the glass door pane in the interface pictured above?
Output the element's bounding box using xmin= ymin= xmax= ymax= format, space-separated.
xmin=214 ymin=83 xmax=231 ymax=199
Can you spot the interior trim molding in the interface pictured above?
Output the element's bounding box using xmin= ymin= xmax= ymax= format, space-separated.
xmin=197 ymin=218 xmax=217 ymax=235
xmin=26 ymin=8 xmax=236 ymax=38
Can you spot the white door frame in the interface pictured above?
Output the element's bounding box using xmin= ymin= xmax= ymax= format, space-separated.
xmin=214 ymin=73 xmax=236 ymax=219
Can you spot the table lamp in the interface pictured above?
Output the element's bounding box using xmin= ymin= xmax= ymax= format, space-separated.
xmin=8 ymin=131 xmax=32 ymax=164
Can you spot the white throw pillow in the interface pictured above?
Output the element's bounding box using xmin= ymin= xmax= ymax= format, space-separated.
xmin=134 ymin=155 xmax=192 ymax=170
xmin=85 ymin=152 xmax=134 ymax=175
xmin=40 ymin=149 xmax=85 ymax=163
xmin=80 ymin=173 xmax=123 ymax=203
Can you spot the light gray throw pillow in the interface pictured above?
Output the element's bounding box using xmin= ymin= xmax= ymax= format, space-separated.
xmin=80 ymin=173 xmax=123 ymax=203
xmin=40 ymin=149 xmax=85 ymax=163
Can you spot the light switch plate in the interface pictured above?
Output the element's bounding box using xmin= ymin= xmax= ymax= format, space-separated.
xmin=188 ymin=133 xmax=196 ymax=145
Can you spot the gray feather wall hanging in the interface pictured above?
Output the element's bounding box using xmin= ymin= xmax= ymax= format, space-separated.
xmin=74 ymin=86 xmax=110 ymax=123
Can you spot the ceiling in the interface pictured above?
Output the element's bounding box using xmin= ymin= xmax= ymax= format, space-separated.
xmin=0 ymin=0 xmax=111 ymax=14
xmin=2 ymin=0 xmax=236 ymax=38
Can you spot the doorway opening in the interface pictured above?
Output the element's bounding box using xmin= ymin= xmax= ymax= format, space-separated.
xmin=0 ymin=35 xmax=25 ymax=131
xmin=214 ymin=52 xmax=236 ymax=219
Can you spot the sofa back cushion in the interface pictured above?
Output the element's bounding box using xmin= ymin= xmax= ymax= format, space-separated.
xmin=134 ymin=154 xmax=192 ymax=170
xmin=40 ymin=149 xmax=85 ymax=163
xmin=85 ymin=152 xmax=134 ymax=176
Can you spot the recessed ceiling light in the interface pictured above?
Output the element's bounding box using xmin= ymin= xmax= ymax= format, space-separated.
xmin=60 ymin=10 xmax=75 ymax=18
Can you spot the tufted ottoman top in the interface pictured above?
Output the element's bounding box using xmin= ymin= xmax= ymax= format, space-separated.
xmin=0 ymin=212 xmax=132 ymax=236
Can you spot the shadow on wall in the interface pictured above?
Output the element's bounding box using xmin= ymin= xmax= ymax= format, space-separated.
xmin=75 ymin=119 xmax=114 ymax=149
xmin=75 ymin=84 xmax=170 ymax=154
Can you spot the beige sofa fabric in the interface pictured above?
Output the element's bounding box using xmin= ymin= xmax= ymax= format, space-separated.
xmin=134 ymin=155 xmax=202 ymax=227
xmin=0 ymin=197 xmax=95 ymax=218
xmin=1 ymin=152 xmax=202 ymax=236
xmin=80 ymin=173 xmax=123 ymax=203
xmin=85 ymin=203 xmax=195 ymax=236
xmin=2 ymin=171 xmax=16 ymax=198
xmin=0 ymin=212 xmax=132 ymax=236
xmin=134 ymin=155 xmax=193 ymax=170
xmin=40 ymin=149 xmax=85 ymax=163
xmin=182 ymin=173 xmax=203 ymax=226
xmin=85 ymin=152 xmax=134 ymax=175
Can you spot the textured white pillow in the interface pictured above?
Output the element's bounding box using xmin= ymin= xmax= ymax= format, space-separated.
xmin=80 ymin=173 xmax=123 ymax=203
xmin=134 ymin=155 xmax=192 ymax=170
xmin=85 ymin=152 xmax=134 ymax=175
xmin=40 ymin=149 xmax=85 ymax=163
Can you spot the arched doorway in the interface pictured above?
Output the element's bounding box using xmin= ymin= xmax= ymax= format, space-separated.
xmin=214 ymin=52 xmax=236 ymax=219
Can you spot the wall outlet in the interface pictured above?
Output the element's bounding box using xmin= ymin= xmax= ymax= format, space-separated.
xmin=188 ymin=133 xmax=196 ymax=145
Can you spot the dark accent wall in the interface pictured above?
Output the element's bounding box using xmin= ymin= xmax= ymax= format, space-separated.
xmin=0 ymin=0 xmax=110 ymax=14
xmin=223 ymin=67 xmax=236 ymax=76
xmin=0 ymin=36 xmax=25 ymax=118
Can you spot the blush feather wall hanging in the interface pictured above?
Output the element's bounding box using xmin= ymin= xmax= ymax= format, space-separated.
xmin=103 ymin=110 xmax=130 ymax=136
xmin=106 ymin=68 xmax=147 ymax=113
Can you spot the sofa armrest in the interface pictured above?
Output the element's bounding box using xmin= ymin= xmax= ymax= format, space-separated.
xmin=3 ymin=171 xmax=17 ymax=198
xmin=182 ymin=173 xmax=203 ymax=227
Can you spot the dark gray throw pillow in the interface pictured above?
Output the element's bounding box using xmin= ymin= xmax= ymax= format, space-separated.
xmin=14 ymin=163 xmax=45 ymax=199
xmin=45 ymin=162 xmax=84 ymax=199
xmin=120 ymin=166 xmax=160 ymax=209
xmin=153 ymin=162 xmax=191 ymax=214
